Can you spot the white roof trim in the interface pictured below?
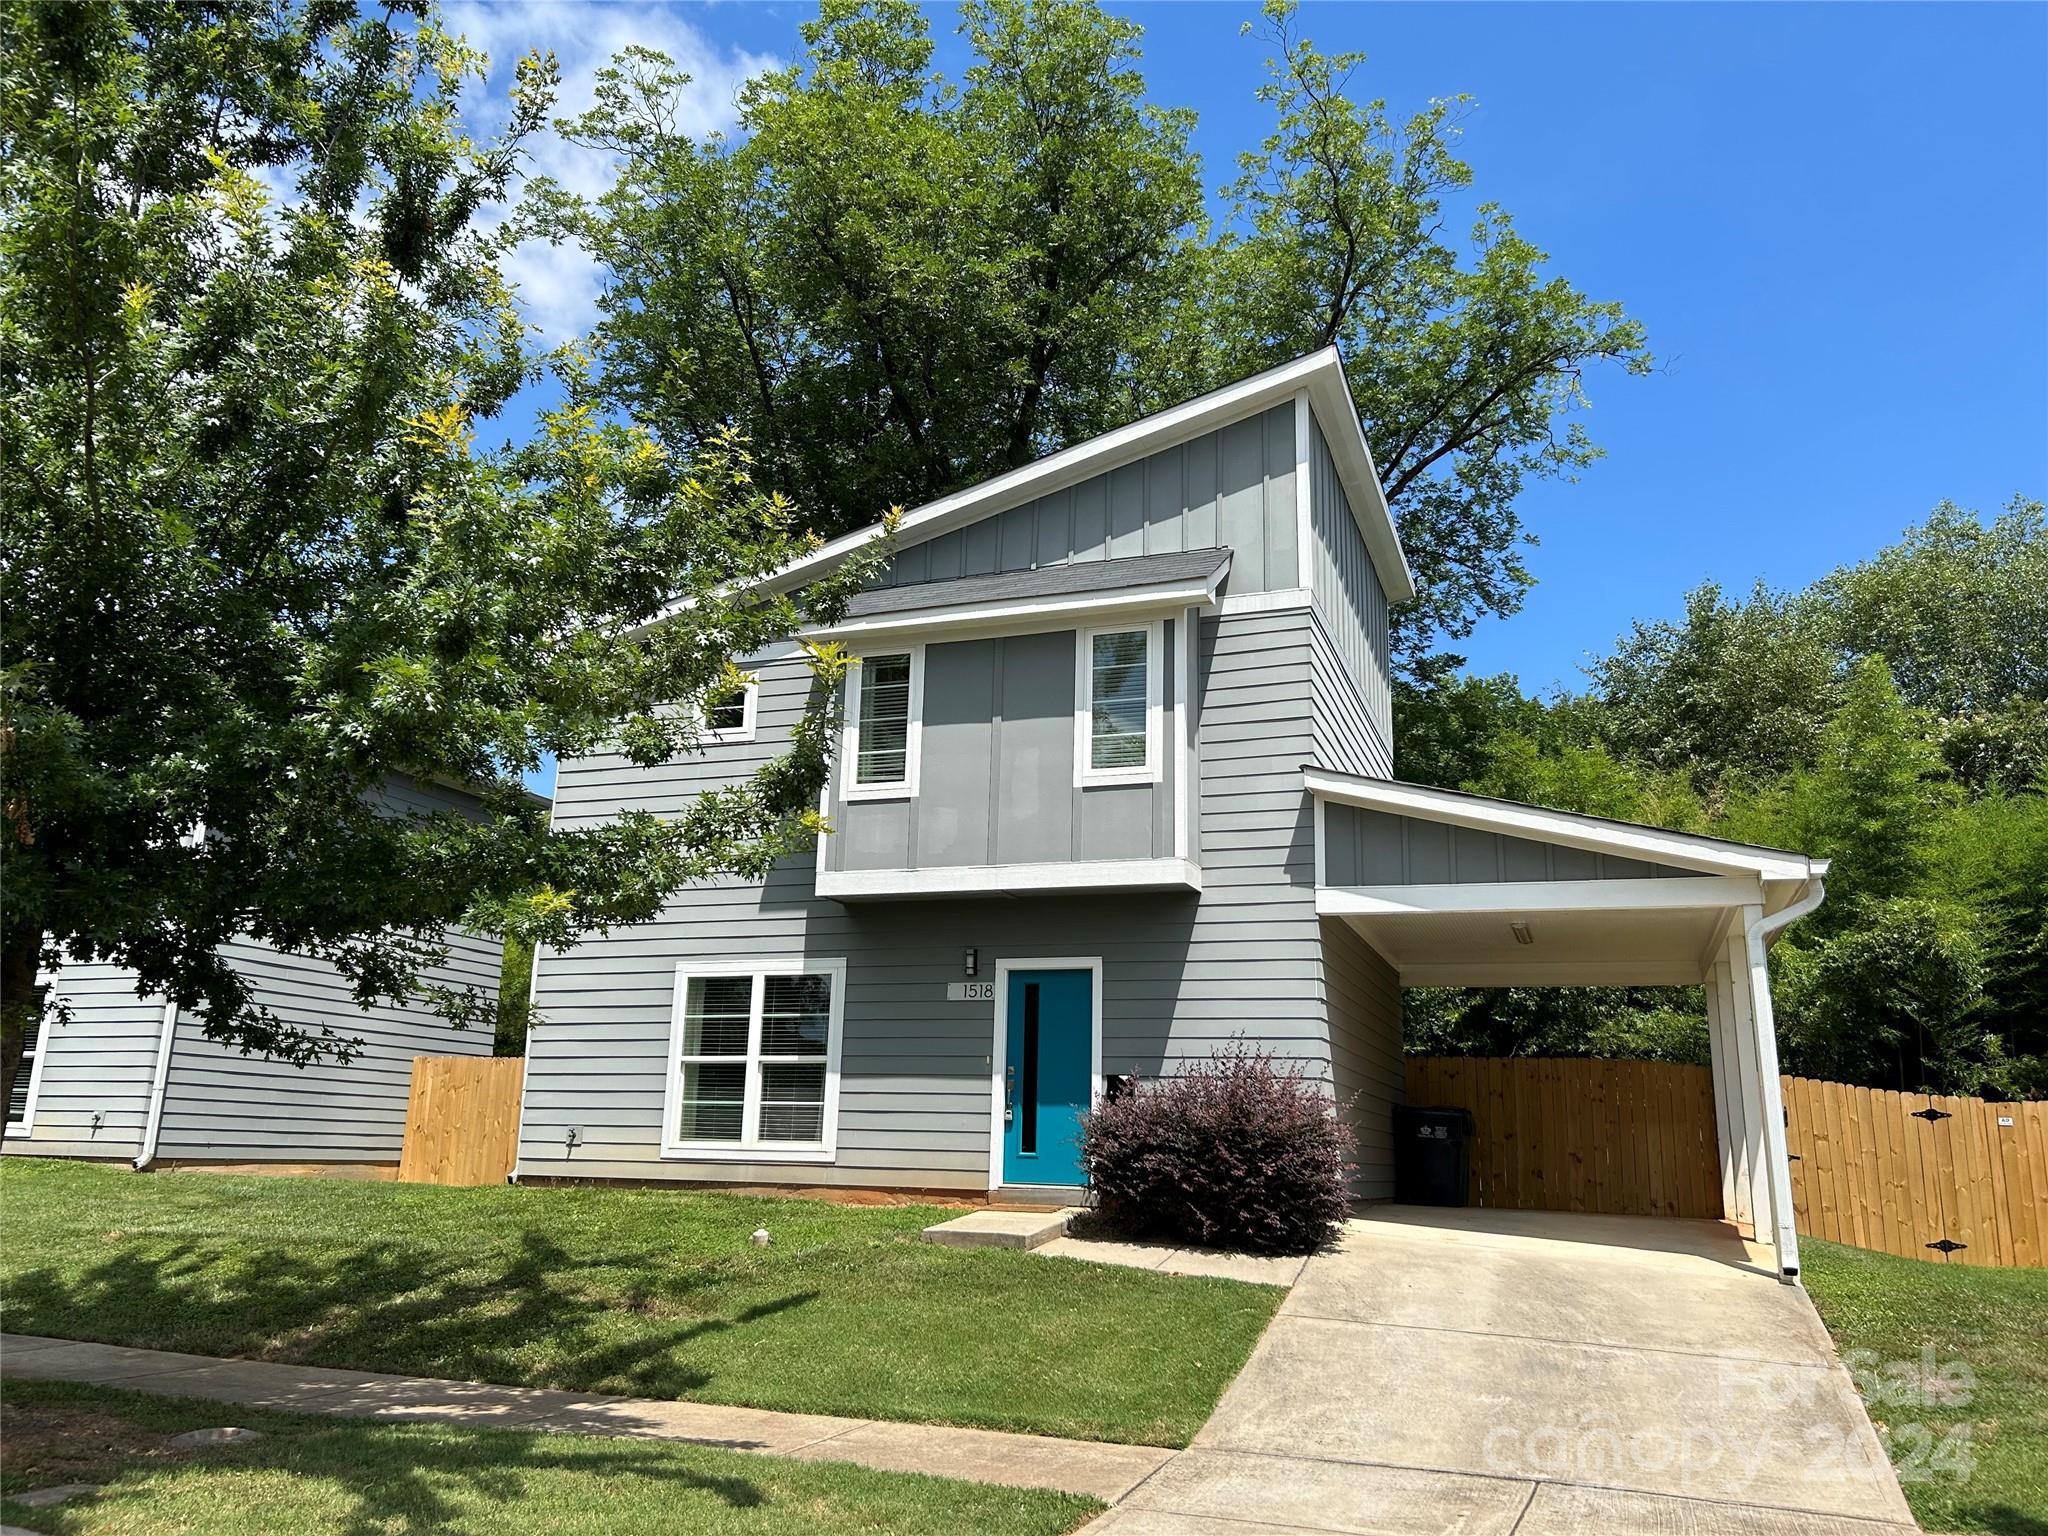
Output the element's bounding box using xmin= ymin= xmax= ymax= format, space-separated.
xmin=1315 ymin=875 xmax=1765 ymax=916
xmin=1303 ymin=767 xmax=1824 ymax=884
xmin=643 ymin=349 xmax=1411 ymax=634
xmin=799 ymin=570 xmax=1226 ymax=643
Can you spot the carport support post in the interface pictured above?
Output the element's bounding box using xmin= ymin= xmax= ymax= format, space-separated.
xmin=1702 ymin=962 xmax=1745 ymax=1229
xmin=1739 ymin=904 xmax=1802 ymax=1281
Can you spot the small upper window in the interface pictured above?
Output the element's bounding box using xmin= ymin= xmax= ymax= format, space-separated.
xmin=1076 ymin=623 xmax=1160 ymax=786
xmin=845 ymin=648 xmax=921 ymax=799
xmin=702 ymin=674 xmax=757 ymax=742
xmin=6 ymin=984 xmax=47 ymax=1131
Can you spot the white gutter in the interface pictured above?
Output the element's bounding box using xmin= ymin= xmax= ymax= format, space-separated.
xmin=1756 ymin=875 xmax=1828 ymax=941
xmin=132 ymin=994 xmax=179 ymax=1170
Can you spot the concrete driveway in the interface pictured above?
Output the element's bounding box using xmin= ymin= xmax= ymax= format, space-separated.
xmin=1093 ymin=1207 xmax=1917 ymax=1535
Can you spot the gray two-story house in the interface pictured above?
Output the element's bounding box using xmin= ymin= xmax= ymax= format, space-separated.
xmin=517 ymin=349 xmax=1826 ymax=1281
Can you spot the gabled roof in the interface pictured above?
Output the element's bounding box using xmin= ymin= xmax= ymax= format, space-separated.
xmin=1304 ymin=767 xmax=1825 ymax=886
xmin=728 ymin=349 xmax=1412 ymax=623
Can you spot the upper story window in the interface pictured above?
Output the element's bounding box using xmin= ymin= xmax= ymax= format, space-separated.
xmin=1076 ymin=621 xmax=1162 ymax=787
xmin=843 ymin=646 xmax=923 ymax=800
xmin=664 ymin=958 xmax=845 ymax=1162
xmin=702 ymin=674 xmax=758 ymax=742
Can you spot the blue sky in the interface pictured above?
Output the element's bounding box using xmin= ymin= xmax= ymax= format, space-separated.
xmin=457 ymin=0 xmax=2045 ymax=733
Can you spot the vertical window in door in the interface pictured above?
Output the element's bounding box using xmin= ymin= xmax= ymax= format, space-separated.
xmin=1020 ymin=982 xmax=1040 ymax=1154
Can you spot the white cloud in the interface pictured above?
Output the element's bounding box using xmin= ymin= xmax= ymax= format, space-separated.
xmin=444 ymin=2 xmax=780 ymax=340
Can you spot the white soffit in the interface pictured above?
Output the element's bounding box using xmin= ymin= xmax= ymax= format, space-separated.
xmin=1305 ymin=767 xmax=1823 ymax=885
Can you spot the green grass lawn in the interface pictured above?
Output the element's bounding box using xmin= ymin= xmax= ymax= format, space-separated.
xmin=0 ymin=1379 xmax=1099 ymax=1535
xmin=1800 ymin=1239 xmax=2048 ymax=1536
xmin=0 ymin=1159 xmax=1279 ymax=1447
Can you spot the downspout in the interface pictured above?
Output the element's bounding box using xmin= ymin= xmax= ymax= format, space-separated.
xmin=131 ymin=994 xmax=179 ymax=1171
xmin=1742 ymin=870 xmax=1827 ymax=1283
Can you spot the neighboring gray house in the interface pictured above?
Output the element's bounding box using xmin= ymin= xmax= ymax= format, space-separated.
xmin=4 ymin=773 xmax=508 ymax=1171
xmin=517 ymin=349 xmax=1826 ymax=1281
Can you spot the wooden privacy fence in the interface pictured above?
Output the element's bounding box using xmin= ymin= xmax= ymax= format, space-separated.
xmin=1782 ymin=1077 xmax=2048 ymax=1267
xmin=1406 ymin=1057 xmax=1723 ymax=1220
xmin=397 ymin=1056 xmax=524 ymax=1187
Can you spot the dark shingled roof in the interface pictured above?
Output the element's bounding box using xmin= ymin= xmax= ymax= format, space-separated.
xmin=843 ymin=546 xmax=1232 ymax=620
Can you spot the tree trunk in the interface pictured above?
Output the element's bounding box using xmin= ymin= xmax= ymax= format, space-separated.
xmin=0 ymin=918 xmax=42 ymax=1149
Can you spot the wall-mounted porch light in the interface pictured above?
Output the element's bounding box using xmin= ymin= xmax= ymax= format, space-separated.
xmin=1510 ymin=921 xmax=1535 ymax=946
xmin=963 ymin=948 xmax=979 ymax=977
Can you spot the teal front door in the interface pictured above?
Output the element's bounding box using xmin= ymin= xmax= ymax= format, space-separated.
xmin=1003 ymin=969 xmax=1093 ymax=1187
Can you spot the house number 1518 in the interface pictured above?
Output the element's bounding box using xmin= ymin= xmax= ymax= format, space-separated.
xmin=947 ymin=982 xmax=995 ymax=1001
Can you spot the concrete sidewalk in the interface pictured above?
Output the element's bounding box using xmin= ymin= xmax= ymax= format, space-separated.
xmin=0 ymin=1333 xmax=1172 ymax=1503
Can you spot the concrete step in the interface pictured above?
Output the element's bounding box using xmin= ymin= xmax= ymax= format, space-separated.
xmin=920 ymin=1208 xmax=1078 ymax=1251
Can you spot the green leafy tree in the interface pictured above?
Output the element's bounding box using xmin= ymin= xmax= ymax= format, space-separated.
xmin=0 ymin=0 xmax=879 ymax=1134
xmin=1817 ymin=498 xmax=2048 ymax=791
xmin=1772 ymin=898 xmax=1988 ymax=1093
xmin=544 ymin=0 xmax=1204 ymax=533
xmin=1721 ymin=656 xmax=1957 ymax=919
xmin=1183 ymin=0 xmax=1652 ymax=672
xmin=1591 ymin=580 xmax=1840 ymax=784
xmin=555 ymin=0 xmax=1651 ymax=680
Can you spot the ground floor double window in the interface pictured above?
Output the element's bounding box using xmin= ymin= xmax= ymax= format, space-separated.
xmin=663 ymin=958 xmax=844 ymax=1161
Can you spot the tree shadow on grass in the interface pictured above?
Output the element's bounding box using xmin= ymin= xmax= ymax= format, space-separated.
xmin=44 ymin=1417 xmax=781 ymax=1536
xmin=4 ymin=1230 xmax=818 ymax=1403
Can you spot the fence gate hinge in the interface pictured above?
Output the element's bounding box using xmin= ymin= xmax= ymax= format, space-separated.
xmin=1911 ymin=1106 xmax=1952 ymax=1122
xmin=1926 ymin=1238 xmax=1967 ymax=1255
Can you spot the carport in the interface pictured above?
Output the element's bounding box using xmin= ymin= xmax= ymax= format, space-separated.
xmin=1306 ymin=768 xmax=1829 ymax=1282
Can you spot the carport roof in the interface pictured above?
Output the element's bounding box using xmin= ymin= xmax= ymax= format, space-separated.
xmin=1304 ymin=767 xmax=1823 ymax=885
xmin=1306 ymin=766 xmax=1828 ymax=988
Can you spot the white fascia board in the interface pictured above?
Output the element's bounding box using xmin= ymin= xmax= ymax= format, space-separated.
xmin=1300 ymin=354 xmax=1417 ymax=603
xmin=1397 ymin=960 xmax=1710 ymax=988
xmin=644 ymin=349 xmax=1408 ymax=632
xmin=817 ymin=857 xmax=1201 ymax=901
xmin=1303 ymin=767 xmax=1816 ymax=883
xmin=1314 ymin=875 xmax=1764 ymax=917
xmin=799 ymin=573 xmax=1225 ymax=644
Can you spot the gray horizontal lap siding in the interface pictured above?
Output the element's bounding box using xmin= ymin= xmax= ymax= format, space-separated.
xmin=8 ymin=770 xmax=506 ymax=1167
xmin=827 ymin=623 xmax=1177 ymax=873
xmin=519 ymin=607 xmax=1327 ymax=1190
xmin=3 ymin=961 xmax=163 ymax=1160
xmin=1322 ymin=802 xmax=1699 ymax=885
xmin=152 ymin=928 xmax=500 ymax=1163
xmin=875 ymin=406 xmax=1300 ymax=596
xmin=1321 ymin=917 xmax=1404 ymax=1200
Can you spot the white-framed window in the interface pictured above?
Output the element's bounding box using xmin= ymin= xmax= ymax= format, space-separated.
xmin=701 ymin=674 xmax=759 ymax=743
xmin=1075 ymin=621 xmax=1162 ymax=786
xmin=6 ymin=983 xmax=49 ymax=1134
xmin=661 ymin=957 xmax=845 ymax=1162
xmin=842 ymin=645 xmax=923 ymax=801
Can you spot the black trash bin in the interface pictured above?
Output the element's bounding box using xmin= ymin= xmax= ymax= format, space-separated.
xmin=1393 ymin=1105 xmax=1475 ymax=1206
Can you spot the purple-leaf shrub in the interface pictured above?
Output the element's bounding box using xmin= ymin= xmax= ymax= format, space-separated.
xmin=1080 ymin=1044 xmax=1355 ymax=1255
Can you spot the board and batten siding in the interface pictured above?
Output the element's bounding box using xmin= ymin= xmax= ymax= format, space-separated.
xmin=1306 ymin=413 xmax=1393 ymax=775
xmin=826 ymin=622 xmax=1180 ymax=873
xmin=1321 ymin=916 xmax=1404 ymax=1199
xmin=518 ymin=607 xmax=1329 ymax=1190
xmin=151 ymin=929 xmax=499 ymax=1163
xmin=1322 ymin=802 xmax=1699 ymax=886
xmin=2 ymin=960 xmax=166 ymax=1160
xmin=875 ymin=406 xmax=1302 ymax=596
